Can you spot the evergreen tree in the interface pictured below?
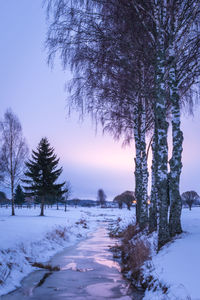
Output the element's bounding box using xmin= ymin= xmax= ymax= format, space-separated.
xmin=14 ymin=184 xmax=25 ymax=205
xmin=23 ymin=137 xmax=66 ymax=216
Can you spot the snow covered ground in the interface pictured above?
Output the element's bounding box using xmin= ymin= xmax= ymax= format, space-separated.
xmin=143 ymin=207 xmax=200 ymax=300
xmin=0 ymin=205 xmax=134 ymax=296
xmin=1 ymin=205 xmax=199 ymax=299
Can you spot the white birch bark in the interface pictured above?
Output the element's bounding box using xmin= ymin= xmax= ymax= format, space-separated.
xmin=133 ymin=103 xmax=142 ymax=224
xmin=168 ymin=21 xmax=183 ymax=236
xmin=140 ymin=98 xmax=148 ymax=228
xmin=154 ymin=0 xmax=170 ymax=249
xmin=149 ymin=133 xmax=158 ymax=232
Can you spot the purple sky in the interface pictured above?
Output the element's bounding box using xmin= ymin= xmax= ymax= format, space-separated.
xmin=0 ymin=1 xmax=200 ymax=200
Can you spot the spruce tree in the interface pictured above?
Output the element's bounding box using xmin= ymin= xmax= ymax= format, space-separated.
xmin=23 ymin=137 xmax=66 ymax=216
xmin=14 ymin=184 xmax=25 ymax=205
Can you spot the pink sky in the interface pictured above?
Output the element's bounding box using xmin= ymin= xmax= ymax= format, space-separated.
xmin=0 ymin=1 xmax=199 ymax=200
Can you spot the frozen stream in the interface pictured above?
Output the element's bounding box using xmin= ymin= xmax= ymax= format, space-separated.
xmin=1 ymin=225 xmax=143 ymax=299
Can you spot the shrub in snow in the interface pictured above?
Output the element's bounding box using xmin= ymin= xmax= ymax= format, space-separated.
xmin=120 ymin=225 xmax=151 ymax=284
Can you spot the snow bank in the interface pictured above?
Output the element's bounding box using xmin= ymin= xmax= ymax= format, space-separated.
xmin=143 ymin=207 xmax=200 ymax=300
xmin=107 ymin=206 xmax=200 ymax=299
xmin=0 ymin=206 xmax=134 ymax=296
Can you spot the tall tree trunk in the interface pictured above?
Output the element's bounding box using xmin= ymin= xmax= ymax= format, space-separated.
xmin=167 ymin=7 xmax=183 ymax=237
xmin=149 ymin=132 xmax=158 ymax=232
xmin=40 ymin=196 xmax=45 ymax=216
xmin=154 ymin=0 xmax=170 ymax=249
xmin=139 ymin=99 xmax=148 ymax=229
xmin=134 ymin=104 xmax=142 ymax=224
xmin=11 ymin=182 xmax=15 ymax=216
xmin=10 ymin=131 xmax=15 ymax=216
xmin=156 ymin=93 xmax=170 ymax=249
xmin=168 ymin=62 xmax=183 ymax=236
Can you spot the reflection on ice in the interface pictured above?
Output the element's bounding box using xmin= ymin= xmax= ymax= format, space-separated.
xmin=87 ymin=282 xmax=122 ymax=298
xmin=1 ymin=225 xmax=142 ymax=299
xmin=62 ymin=261 xmax=77 ymax=270
xmin=94 ymin=256 xmax=121 ymax=272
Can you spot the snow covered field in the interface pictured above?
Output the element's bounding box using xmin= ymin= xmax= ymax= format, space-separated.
xmin=1 ymin=205 xmax=200 ymax=299
xmin=144 ymin=207 xmax=200 ymax=300
xmin=0 ymin=206 xmax=134 ymax=296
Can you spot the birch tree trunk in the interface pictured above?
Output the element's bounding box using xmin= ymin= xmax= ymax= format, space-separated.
xmin=166 ymin=5 xmax=183 ymax=236
xmin=154 ymin=0 xmax=170 ymax=249
xmin=10 ymin=123 xmax=15 ymax=216
xmin=156 ymin=76 xmax=170 ymax=249
xmin=139 ymin=99 xmax=148 ymax=229
xmin=168 ymin=56 xmax=183 ymax=236
xmin=11 ymin=181 xmax=15 ymax=216
xmin=134 ymin=99 xmax=148 ymax=229
xmin=149 ymin=132 xmax=158 ymax=232
xmin=134 ymin=105 xmax=142 ymax=224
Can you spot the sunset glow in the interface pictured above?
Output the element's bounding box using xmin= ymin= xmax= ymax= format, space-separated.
xmin=0 ymin=0 xmax=200 ymax=200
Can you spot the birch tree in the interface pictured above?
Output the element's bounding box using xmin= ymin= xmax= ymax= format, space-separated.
xmin=149 ymin=0 xmax=200 ymax=247
xmin=0 ymin=109 xmax=28 ymax=216
xmin=45 ymin=0 xmax=155 ymax=229
xmin=141 ymin=0 xmax=170 ymax=248
xmin=45 ymin=0 xmax=200 ymax=249
xmin=167 ymin=0 xmax=200 ymax=237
